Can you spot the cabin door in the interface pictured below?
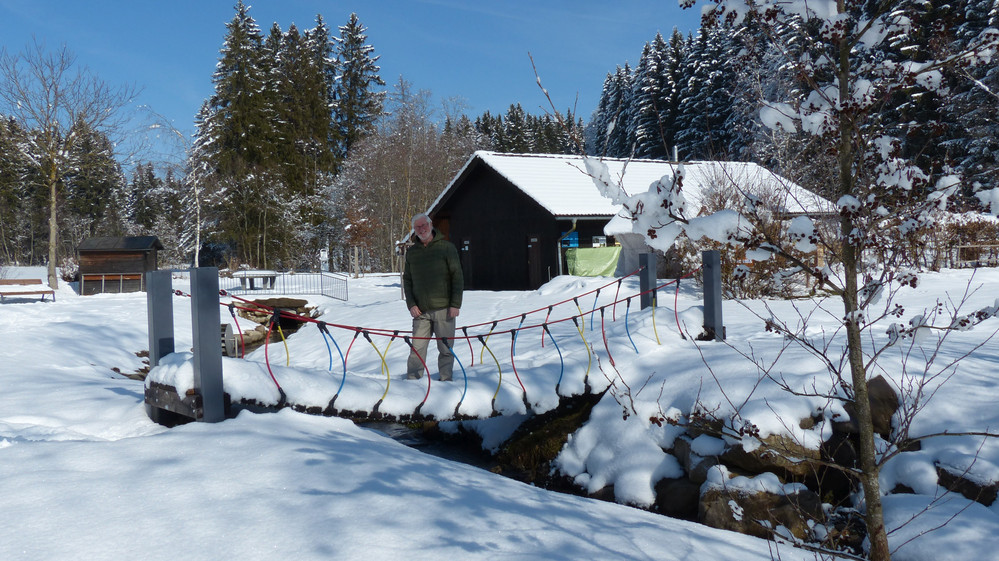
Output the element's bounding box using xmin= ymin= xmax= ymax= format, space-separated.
xmin=527 ymin=234 xmax=542 ymax=289
xmin=460 ymin=238 xmax=473 ymax=289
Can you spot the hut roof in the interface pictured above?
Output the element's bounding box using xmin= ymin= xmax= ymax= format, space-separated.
xmin=77 ymin=236 xmax=164 ymax=252
xmin=429 ymin=151 xmax=834 ymax=219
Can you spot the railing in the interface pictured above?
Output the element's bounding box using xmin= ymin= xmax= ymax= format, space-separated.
xmin=951 ymin=244 xmax=999 ymax=268
xmin=221 ymin=271 xmax=348 ymax=301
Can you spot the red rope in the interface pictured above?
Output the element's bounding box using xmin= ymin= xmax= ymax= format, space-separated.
xmin=262 ymin=313 xmax=285 ymax=399
xmin=509 ymin=330 xmax=528 ymax=396
xmin=403 ymin=336 xmax=432 ymax=407
xmin=612 ymin=279 xmax=622 ymax=321
xmin=212 ymin=267 xmax=702 ymax=345
xmin=600 ymin=307 xmax=615 ymax=367
xmin=539 ymin=306 xmax=553 ymax=347
xmin=462 ymin=327 xmax=475 ymax=367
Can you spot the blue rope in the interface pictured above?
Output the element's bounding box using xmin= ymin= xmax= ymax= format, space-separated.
xmin=625 ymin=298 xmax=639 ymax=354
xmin=319 ymin=323 xmax=333 ymax=371
xmin=445 ymin=339 xmax=468 ymax=416
xmin=544 ymin=324 xmax=565 ymax=395
xmin=319 ymin=323 xmax=348 ymax=397
xmin=589 ymin=288 xmax=601 ymax=332
xmin=511 ymin=314 xmax=527 ymax=355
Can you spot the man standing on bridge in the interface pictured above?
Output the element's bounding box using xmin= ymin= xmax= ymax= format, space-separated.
xmin=403 ymin=212 xmax=463 ymax=381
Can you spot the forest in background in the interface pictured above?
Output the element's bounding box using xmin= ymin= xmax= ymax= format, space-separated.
xmin=0 ymin=0 xmax=995 ymax=275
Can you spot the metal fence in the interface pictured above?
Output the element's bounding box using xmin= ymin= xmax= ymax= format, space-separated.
xmin=221 ymin=271 xmax=348 ymax=301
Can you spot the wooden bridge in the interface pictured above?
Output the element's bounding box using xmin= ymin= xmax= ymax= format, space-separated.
xmin=143 ymin=265 xmax=709 ymax=426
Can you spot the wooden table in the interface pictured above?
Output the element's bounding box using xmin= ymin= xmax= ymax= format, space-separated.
xmin=232 ymin=270 xmax=277 ymax=290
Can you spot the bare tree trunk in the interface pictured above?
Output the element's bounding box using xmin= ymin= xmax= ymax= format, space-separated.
xmin=837 ymin=29 xmax=890 ymax=559
xmin=47 ymin=164 xmax=59 ymax=289
xmin=843 ymin=240 xmax=890 ymax=560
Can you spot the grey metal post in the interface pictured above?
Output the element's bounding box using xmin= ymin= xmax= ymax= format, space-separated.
xmin=146 ymin=270 xmax=175 ymax=367
xmin=702 ymin=250 xmax=725 ymax=341
xmin=639 ymin=253 xmax=657 ymax=310
xmin=190 ymin=267 xmax=225 ymax=422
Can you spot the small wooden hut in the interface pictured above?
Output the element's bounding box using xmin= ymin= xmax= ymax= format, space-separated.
xmin=77 ymin=236 xmax=164 ymax=295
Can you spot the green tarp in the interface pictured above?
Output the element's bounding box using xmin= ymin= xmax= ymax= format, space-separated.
xmin=565 ymin=246 xmax=621 ymax=277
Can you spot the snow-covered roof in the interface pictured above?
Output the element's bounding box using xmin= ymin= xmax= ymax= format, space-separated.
xmin=430 ymin=151 xmax=834 ymax=219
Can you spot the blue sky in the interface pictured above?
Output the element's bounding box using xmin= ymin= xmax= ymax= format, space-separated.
xmin=0 ymin=0 xmax=702 ymax=163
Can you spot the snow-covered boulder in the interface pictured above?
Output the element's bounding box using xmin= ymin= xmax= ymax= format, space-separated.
xmin=699 ymin=467 xmax=824 ymax=541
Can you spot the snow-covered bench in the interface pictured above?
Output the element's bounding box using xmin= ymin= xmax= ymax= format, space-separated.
xmin=0 ymin=278 xmax=56 ymax=302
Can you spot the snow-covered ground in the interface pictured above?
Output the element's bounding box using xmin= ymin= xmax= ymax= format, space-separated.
xmin=2 ymin=265 xmax=998 ymax=560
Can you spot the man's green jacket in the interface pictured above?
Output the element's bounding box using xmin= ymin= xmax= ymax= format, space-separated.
xmin=403 ymin=229 xmax=463 ymax=312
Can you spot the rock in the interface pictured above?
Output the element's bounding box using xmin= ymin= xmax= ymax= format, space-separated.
xmin=671 ymin=435 xmax=721 ymax=484
xmin=699 ymin=486 xmax=825 ymax=541
xmin=819 ymin=431 xmax=858 ymax=505
xmin=687 ymin=414 xmax=725 ymax=439
xmin=936 ymin=464 xmax=999 ymax=506
xmin=891 ymin=483 xmax=916 ymax=494
xmin=722 ymin=433 xmax=823 ymax=481
xmin=496 ymin=392 xmax=603 ymax=485
xmin=588 ymin=485 xmax=616 ymax=503
xmin=822 ymin=508 xmax=867 ymax=555
xmin=653 ymin=477 xmax=700 ymax=520
xmin=834 ymin=375 xmax=899 ymax=439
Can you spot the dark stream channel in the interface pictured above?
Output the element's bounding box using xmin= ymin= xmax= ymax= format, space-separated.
xmin=358 ymin=421 xmax=500 ymax=472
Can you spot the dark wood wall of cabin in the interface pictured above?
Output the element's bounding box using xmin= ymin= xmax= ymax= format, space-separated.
xmin=78 ymin=251 xmax=157 ymax=275
xmin=436 ymin=166 xmax=561 ymax=291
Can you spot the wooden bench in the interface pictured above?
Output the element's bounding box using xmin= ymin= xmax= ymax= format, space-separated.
xmin=0 ymin=278 xmax=56 ymax=302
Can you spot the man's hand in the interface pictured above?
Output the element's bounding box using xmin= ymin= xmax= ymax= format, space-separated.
xmin=448 ymin=307 xmax=460 ymax=319
xmin=409 ymin=305 xmax=421 ymax=318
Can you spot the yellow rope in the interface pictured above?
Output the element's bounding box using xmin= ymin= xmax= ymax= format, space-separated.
xmin=365 ymin=336 xmax=391 ymax=402
xmin=479 ymin=323 xmax=497 ymax=363
xmin=651 ymin=295 xmax=661 ymax=345
xmin=573 ymin=305 xmax=592 ymax=380
xmin=277 ymin=325 xmax=290 ymax=366
xmin=479 ymin=337 xmax=503 ymax=402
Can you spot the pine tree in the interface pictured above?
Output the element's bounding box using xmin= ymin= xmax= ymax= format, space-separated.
xmin=307 ymin=14 xmax=342 ymax=174
xmin=881 ymin=0 xmax=962 ymax=188
xmin=674 ymin=26 xmax=740 ymax=160
xmin=127 ymin=163 xmax=161 ymax=229
xmin=200 ymin=1 xmax=270 ymax=176
xmin=585 ymin=65 xmax=636 ymax=158
xmin=630 ymin=38 xmax=664 ymax=158
xmin=191 ymin=0 xmax=276 ymax=267
xmin=61 ymin=120 xmax=128 ymax=242
xmin=502 ymin=103 xmax=531 ymax=152
xmin=607 ymin=64 xmax=636 ymax=157
xmin=332 ymin=13 xmax=386 ymax=161
xmin=586 ymin=72 xmax=617 ymax=156
xmin=0 ymin=117 xmax=31 ymax=263
xmin=659 ymin=29 xmax=691 ymax=159
xmin=946 ymin=0 xmax=999 ymax=199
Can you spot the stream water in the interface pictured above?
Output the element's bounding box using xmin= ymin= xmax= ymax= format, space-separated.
xmin=358 ymin=421 xmax=498 ymax=471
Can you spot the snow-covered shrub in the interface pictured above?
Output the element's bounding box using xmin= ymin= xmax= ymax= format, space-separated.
xmin=59 ymin=256 xmax=78 ymax=283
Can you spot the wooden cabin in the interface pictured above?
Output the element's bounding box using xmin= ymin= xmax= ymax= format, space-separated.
xmin=77 ymin=236 xmax=164 ymax=295
xmin=424 ymin=152 xmax=833 ymax=291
